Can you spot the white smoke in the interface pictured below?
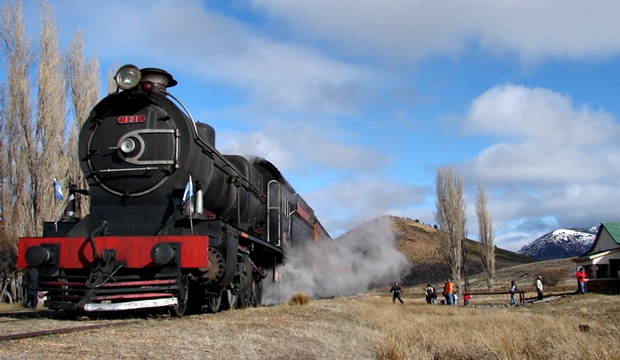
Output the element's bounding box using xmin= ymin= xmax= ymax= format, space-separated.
xmin=262 ymin=216 xmax=410 ymax=304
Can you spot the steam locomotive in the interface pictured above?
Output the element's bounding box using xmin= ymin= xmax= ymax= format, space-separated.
xmin=17 ymin=64 xmax=330 ymax=316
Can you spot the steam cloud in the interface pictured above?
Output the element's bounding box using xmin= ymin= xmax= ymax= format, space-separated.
xmin=262 ymin=216 xmax=410 ymax=304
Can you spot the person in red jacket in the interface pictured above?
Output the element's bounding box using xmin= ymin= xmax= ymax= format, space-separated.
xmin=463 ymin=293 xmax=472 ymax=306
xmin=576 ymin=267 xmax=587 ymax=294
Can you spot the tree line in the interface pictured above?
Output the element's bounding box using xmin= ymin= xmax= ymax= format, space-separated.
xmin=0 ymin=0 xmax=100 ymax=284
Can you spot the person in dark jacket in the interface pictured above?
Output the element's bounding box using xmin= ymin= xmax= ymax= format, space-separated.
xmin=22 ymin=268 xmax=39 ymax=309
xmin=425 ymin=284 xmax=434 ymax=304
xmin=390 ymin=282 xmax=404 ymax=304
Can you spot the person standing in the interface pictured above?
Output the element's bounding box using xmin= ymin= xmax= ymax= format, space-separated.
xmin=575 ymin=267 xmax=587 ymax=294
xmin=509 ymin=280 xmax=517 ymax=305
xmin=443 ymin=278 xmax=454 ymax=305
xmin=463 ymin=294 xmax=472 ymax=306
xmin=431 ymin=285 xmax=438 ymax=304
xmin=390 ymin=282 xmax=404 ymax=304
xmin=22 ymin=268 xmax=39 ymax=309
xmin=535 ymin=276 xmax=543 ymax=301
xmin=425 ymin=284 xmax=434 ymax=304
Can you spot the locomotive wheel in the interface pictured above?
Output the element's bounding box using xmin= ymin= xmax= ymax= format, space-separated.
xmin=236 ymin=254 xmax=253 ymax=308
xmin=239 ymin=286 xmax=252 ymax=308
xmin=206 ymin=291 xmax=222 ymax=313
xmin=175 ymin=274 xmax=190 ymax=317
xmin=222 ymin=289 xmax=239 ymax=310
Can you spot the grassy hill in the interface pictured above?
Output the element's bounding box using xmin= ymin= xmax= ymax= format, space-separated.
xmin=349 ymin=216 xmax=576 ymax=291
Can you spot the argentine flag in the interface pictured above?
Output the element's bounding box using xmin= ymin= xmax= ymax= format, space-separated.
xmin=182 ymin=175 xmax=193 ymax=204
xmin=53 ymin=178 xmax=64 ymax=201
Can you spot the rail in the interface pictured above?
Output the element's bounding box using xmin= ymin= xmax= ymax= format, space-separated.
xmin=0 ymin=308 xmax=146 ymax=342
xmin=0 ymin=321 xmax=139 ymax=341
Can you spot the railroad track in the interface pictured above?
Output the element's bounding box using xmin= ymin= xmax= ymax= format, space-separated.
xmin=0 ymin=309 xmax=59 ymax=318
xmin=0 ymin=320 xmax=140 ymax=341
xmin=0 ymin=309 xmax=145 ymax=342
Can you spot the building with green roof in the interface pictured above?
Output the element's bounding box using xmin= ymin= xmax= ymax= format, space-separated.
xmin=573 ymin=222 xmax=620 ymax=293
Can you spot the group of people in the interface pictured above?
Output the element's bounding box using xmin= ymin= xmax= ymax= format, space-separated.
xmin=388 ymin=267 xmax=587 ymax=306
xmin=393 ymin=278 xmax=475 ymax=306
xmin=424 ymin=284 xmax=438 ymax=304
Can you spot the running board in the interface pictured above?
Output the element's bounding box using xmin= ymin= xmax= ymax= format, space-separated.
xmin=83 ymin=297 xmax=178 ymax=312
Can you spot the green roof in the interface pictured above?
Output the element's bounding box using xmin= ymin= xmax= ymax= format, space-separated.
xmin=602 ymin=222 xmax=620 ymax=244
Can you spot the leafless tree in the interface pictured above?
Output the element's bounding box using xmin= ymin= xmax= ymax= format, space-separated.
xmin=0 ymin=0 xmax=35 ymax=239
xmin=106 ymin=61 xmax=119 ymax=94
xmin=476 ymin=183 xmax=495 ymax=291
xmin=0 ymin=1 xmax=100 ymax=286
xmin=64 ymin=30 xmax=99 ymax=217
xmin=434 ymin=166 xmax=466 ymax=294
xmin=34 ymin=1 xmax=67 ymax=227
xmin=462 ymin=229 xmax=469 ymax=293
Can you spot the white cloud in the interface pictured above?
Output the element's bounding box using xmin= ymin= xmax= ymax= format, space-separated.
xmin=459 ymin=84 xmax=620 ymax=249
xmin=217 ymin=118 xmax=387 ymax=175
xmin=303 ymin=179 xmax=433 ymax=236
xmin=462 ymin=84 xmax=620 ymax=183
xmin=249 ymin=0 xmax=620 ymax=64
xmin=44 ymin=0 xmax=370 ymax=113
xmin=466 ymin=84 xmax=620 ymax=143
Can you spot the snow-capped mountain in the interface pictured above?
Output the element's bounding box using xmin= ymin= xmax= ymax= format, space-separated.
xmin=517 ymin=226 xmax=598 ymax=260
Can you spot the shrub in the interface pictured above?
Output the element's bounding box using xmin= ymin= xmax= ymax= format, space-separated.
xmin=288 ymin=292 xmax=310 ymax=306
xmin=538 ymin=268 xmax=567 ymax=286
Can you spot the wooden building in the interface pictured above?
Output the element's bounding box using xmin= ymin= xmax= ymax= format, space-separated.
xmin=573 ymin=222 xmax=620 ymax=293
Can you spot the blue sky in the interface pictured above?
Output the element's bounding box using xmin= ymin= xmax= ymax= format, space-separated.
xmin=18 ymin=0 xmax=620 ymax=251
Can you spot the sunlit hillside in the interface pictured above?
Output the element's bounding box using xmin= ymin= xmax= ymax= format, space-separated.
xmin=343 ymin=216 xmax=574 ymax=290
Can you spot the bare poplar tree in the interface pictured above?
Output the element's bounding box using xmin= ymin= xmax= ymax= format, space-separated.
xmin=0 ymin=82 xmax=17 ymax=280
xmin=64 ymin=30 xmax=100 ymax=217
xmin=462 ymin=229 xmax=469 ymax=293
xmin=434 ymin=166 xmax=466 ymax=294
xmin=34 ymin=1 xmax=67 ymax=227
xmin=0 ymin=0 xmax=70 ymax=239
xmin=106 ymin=62 xmax=119 ymax=94
xmin=0 ymin=0 xmax=35 ymax=238
xmin=0 ymin=82 xmax=8 ymax=231
xmin=476 ymin=183 xmax=495 ymax=291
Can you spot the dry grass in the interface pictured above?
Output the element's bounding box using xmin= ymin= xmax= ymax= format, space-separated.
xmin=1 ymin=292 xmax=619 ymax=360
xmin=365 ymin=294 xmax=620 ymax=360
xmin=288 ymin=292 xmax=311 ymax=306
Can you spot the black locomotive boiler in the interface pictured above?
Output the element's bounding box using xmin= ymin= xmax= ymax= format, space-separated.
xmin=17 ymin=64 xmax=330 ymax=316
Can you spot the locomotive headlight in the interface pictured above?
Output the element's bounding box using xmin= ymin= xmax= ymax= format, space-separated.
xmin=115 ymin=64 xmax=141 ymax=90
xmin=151 ymin=243 xmax=175 ymax=265
xmin=25 ymin=246 xmax=52 ymax=267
